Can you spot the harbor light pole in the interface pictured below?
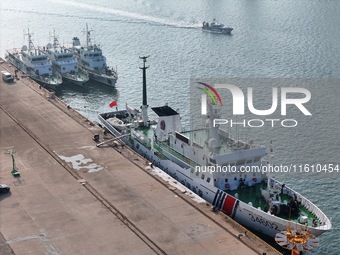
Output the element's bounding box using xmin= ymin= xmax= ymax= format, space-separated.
xmin=5 ymin=149 xmax=21 ymax=178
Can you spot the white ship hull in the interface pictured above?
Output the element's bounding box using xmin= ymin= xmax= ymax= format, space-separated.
xmin=51 ymin=62 xmax=88 ymax=87
xmin=31 ymin=76 xmax=60 ymax=90
xmin=134 ymin=141 xmax=328 ymax=238
xmin=202 ymin=27 xmax=233 ymax=34
xmin=62 ymin=76 xmax=86 ymax=86
xmin=98 ymin=112 xmax=330 ymax=239
xmin=61 ymin=72 xmax=88 ymax=87
xmin=5 ymin=51 xmax=62 ymax=90
xmin=88 ymin=71 xmax=117 ymax=87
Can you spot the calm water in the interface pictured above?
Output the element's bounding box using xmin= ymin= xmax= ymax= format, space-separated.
xmin=1 ymin=0 xmax=339 ymax=254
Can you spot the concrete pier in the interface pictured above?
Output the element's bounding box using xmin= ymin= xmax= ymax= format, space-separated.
xmin=0 ymin=60 xmax=282 ymax=255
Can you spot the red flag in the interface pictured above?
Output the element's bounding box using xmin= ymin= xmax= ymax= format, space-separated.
xmin=109 ymin=99 xmax=117 ymax=108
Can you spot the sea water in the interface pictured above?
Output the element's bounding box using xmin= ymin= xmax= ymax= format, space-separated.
xmin=1 ymin=0 xmax=339 ymax=254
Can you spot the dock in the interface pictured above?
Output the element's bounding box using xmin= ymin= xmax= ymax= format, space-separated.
xmin=0 ymin=60 xmax=282 ymax=255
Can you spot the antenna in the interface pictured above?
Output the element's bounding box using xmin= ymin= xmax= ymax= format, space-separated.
xmin=24 ymin=28 xmax=35 ymax=51
xmin=82 ymin=23 xmax=93 ymax=48
xmin=267 ymin=139 xmax=274 ymax=190
xmin=51 ymin=29 xmax=59 ymax=48
xmin=139 ymin=55 xmax=150 ymax=106
xmin=139 ymin=56 xmax=150 ymax=126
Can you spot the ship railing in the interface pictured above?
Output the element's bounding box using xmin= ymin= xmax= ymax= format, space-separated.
xmin=98 ymin=114 xmax=124 ymax=137
xmin=132 ymin=132 xmax=151 ymax=150
xmin=155 ymin=140 xmax=198 ymax=168
xmin=274 ymin=179 xmax=332 ymax=229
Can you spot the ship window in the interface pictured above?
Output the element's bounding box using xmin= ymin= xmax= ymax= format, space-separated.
xmin=207 ymin=177 xmax=211 ymax=183
xmin=234 ymin=177 xmax=237 ymax=181
xmin=201 ymin=174 xmax=205 ymax=180
xmin=195 ymin=171 xmax=199 ymax=176
xmin=190 ymin=168 xmax=194 ymax=173
xmin=236 ymin=159 xmax=246 ymax=165
xmin=246 ymin=159 xmax=252 ymax=164
xmin=225 ymin=178 xmax=228 ymax=182
xmin=253 ymin=173 xmax=256 ymax=177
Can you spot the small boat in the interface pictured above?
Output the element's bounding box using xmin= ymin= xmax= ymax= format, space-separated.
xmin=202 ymin=19 xmax=233 ymax=34
xmin=98 ymin=57 xmax=331 ymax=240
xmin=5 ymin=29 xmax=62 ymax=90
xmin=43 ymin=30 xmax=89 ymax=87
xmin=70 ymin=24 xmax=118 ymax=87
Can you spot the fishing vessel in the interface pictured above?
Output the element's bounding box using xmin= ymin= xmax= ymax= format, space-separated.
xmin=5 ymin=29 xmax=62 ymax=89
xmin=70 ymin=24 xmax=118 ymax=87
xmin=44 ymin=31 xmax=89 ymax=86
xmin=202 ymin=19 xmax=233 ymax=34
xmin=98 ymin=57 xmax=331 ymax=239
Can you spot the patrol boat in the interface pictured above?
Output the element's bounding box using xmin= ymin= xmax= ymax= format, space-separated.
xmin=5 ymin=29 xmax=62 ymax=89
xmin=202 ymin=19 xmax=233 ymax=34
xmin=44 ymin=31 xmax=89 ymax=86
xmin=98 ymin=57 xmax=331 ymax=241
xmin=71 ymin=24 xmax=118 ymax=87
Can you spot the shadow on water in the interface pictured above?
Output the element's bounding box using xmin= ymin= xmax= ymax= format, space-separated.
xmin=54 ymin=80 xmax=119 ymax=121
xmin=55 ymin=80 xmax=118 ymax=98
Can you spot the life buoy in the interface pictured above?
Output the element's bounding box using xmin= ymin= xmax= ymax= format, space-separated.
xmin=252 ymin=178 xmax=257 ymax=182
xmin=225 ymin=183 xmax=230 ymax=189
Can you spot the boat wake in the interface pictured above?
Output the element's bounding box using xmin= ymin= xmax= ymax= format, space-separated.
xmin=0 ymin=8 xmax=122 ymax=23
xmin=2 ymin=4 xmax=201 ymax=29
xmin=51 ymin=0 xmax=201 ymax=29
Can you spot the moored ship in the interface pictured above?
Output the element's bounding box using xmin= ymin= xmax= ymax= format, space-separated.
xmin=5 ymin=29 xmax=62 ymax=90
xmin=98 ymin=57 xmax=331 ymax=243
xmin=44 ymin=31 xmax=89 ymax=86
xmin=70 ymin=24 xmax=118 ymax=87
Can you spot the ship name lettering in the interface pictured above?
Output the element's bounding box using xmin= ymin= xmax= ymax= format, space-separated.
xmin=248 ymin=213 xmax=278 ymax=230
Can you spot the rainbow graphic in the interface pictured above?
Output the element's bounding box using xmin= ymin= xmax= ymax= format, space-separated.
xmin=197 ymin=82 xmax=223 ymax=115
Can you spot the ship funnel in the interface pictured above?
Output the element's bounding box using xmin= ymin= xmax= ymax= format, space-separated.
xmin=139 ymin=55 xmax=150 ymax=126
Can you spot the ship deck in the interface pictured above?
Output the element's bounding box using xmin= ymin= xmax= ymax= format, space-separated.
xmin=134 ymin=125 xmax=240 ymax=157
xmin=182 ymin=128 xmax=236 ymax=154
xmin=226 ymin=182 xmax=319 ymax=226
